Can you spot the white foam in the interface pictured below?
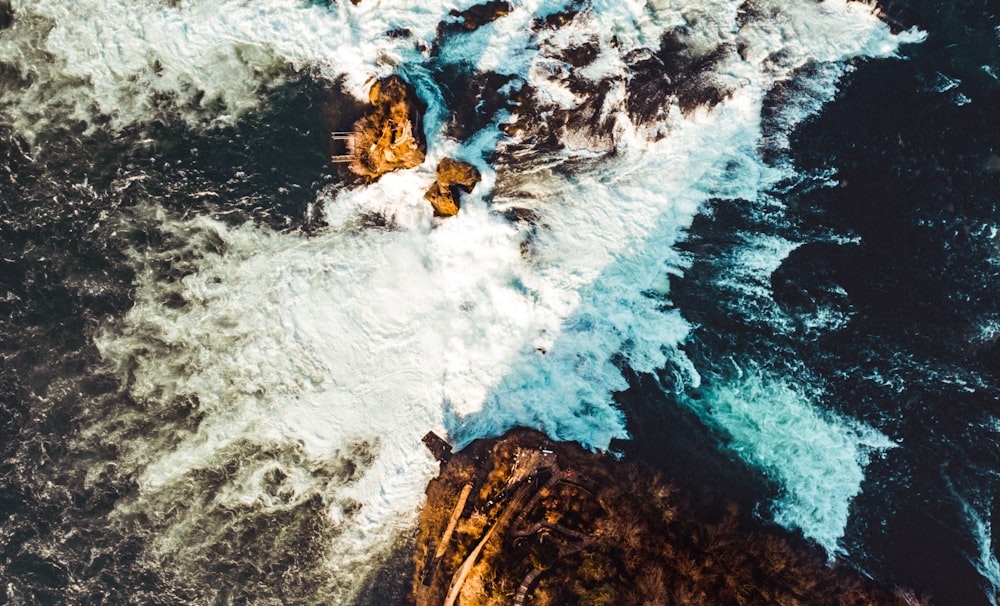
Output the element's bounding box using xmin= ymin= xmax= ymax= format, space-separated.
xmin=967 ymin=503 xmax=1000 ymax=605
xmin=0 ymin=0 xmax=921 ymax=143
xmin=1 ymin=0 xmax=486 ymax=139
xmin=714 ymin=233 xmax=800 ymax=302
xmin=949 ymin=479 xmax=1000 ymax=605
xmin=685 ymin=370 xmax=896 ymax=555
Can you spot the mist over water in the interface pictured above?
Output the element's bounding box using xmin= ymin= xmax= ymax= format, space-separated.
xmin=4 ymin=0 xmax=997 ymax=604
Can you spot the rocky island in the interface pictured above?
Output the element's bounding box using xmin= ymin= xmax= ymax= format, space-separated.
xmin=348 ymin=75 xmax=427 ymax=180
xmin=413 ymin=429 xmax=923 ymax=606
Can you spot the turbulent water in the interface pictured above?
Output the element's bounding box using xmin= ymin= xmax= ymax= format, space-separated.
xmin=0 ymin=0 xmax=996 ymax=604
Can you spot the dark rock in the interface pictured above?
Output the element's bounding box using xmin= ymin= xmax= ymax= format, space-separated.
xmin=435 ymin=0 xmax=511 ymax=44
xmin=449 ymin=0 xmax=511 ymax=31
xmin=506 ymin=76 xmax=618 ymax=151
xmin=625 ymin=49 xmax=673 ymax=123
xmin=625 ymin=33 xmax=735 ymax=122
xmin=424 ymin=158 xmax=481 ymax=217
xmin=561 ymin=41 xmax=600 ymax=68
xmin=349 ymin=76 xmax=427 ymax=179
xmin=673 ymin=45 xmax=735 ymax=113
xmin=532 ymin=4 xmax=582 ymax=31
xmin=500 ymin=207 xmax=540 ymax=224
xmin=386 ymin=28 xmax=411 ymax=39
xmin=736 ymin=0 xmax=766 ymax=27
xmin=443 ymin=70 xmax=520 ymax=141
xmin=356 ymin=211 xmax=395 ymax=231
xmin=422 ymin=431 xmax=453 ymax=463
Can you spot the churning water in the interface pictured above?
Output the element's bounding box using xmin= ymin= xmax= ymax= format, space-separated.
xmin=1 ymin=0 xmax=996 ymax=604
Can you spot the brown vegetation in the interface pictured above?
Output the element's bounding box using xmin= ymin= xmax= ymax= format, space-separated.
xmin=413 ymin=428 xmax=927 ymax=606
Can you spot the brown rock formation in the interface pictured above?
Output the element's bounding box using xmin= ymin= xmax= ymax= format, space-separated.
xmin=424 ymin=158 xmax=482 ymax=217
xmin=349 ymin=75 xmax=427 ymax=179
xmin=413 ymin=429 xmax=926 ymax=606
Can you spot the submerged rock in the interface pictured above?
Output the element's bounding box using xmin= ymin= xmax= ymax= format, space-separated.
xmin=443 ymin=70 xmax=521 ymax=142
xmin=349 ymin=75 xmax=427 ymax=180
xmin=424 ymin=158 xmax=481 ymax=217
xmin=561 ymin=40 xmax=600 ymax=68
xmin=413 ymin=428 xmax=922 ymax=606
xmin=532 ymin=5 xmax=581 ymax=31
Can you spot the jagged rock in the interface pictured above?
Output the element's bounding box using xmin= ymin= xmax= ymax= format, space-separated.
xmin=424 ymin=158 xmax=481 ymax=217
xmin=444 ymin=71 xmax=521 ymax=141
xmin=349 ymin=76 xmax=427 ymax=179
xmin=449 ymin=1 xmax=511 ymax=31
xmin=562 ymin=41 xmax=599 ymax=67
xmin=433 ymin=1 xmax=511 ymax=47
xmin=533 ymin=6 xmax=581 ymax=31
xmin=413 ymin=429 xmax=920 ymax=606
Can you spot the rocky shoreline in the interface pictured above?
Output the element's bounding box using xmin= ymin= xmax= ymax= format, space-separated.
xmin=412 ymin=429 xmax=924 ymax=606
xmin=327 ymin=5 xmax=936 ymax=604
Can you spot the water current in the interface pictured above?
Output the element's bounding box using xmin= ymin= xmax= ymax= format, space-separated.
xmin=0 ymin=0 xmax=996 ymax=604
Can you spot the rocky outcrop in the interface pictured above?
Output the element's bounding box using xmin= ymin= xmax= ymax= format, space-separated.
xmin=445 ymin=71 xmax=520 ymax=142
xmin=349 ymin=76 xmax=427 ymax=179
xmin=449 ymin=1 xmax=510 ymax=31
xmin=424 ymin=158 xmax=481 ymax=217
xmin=562 ymin=40 xmax=599 ymax=68
xmin=413 ymin=429 xmax=924 ymax=606
xmin=434 ymin=1 xmax=512 ymax=52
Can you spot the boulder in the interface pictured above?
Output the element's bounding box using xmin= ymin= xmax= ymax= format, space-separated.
xmin=449 ymin=1 xmax=511 ymax=31
xmin=434 ymin=1 xmax=512 ymax=48
xmin=349 ymin=76 xmax=427 ymax=179
xmin=424 ymin=158 xmax=481 ymax=217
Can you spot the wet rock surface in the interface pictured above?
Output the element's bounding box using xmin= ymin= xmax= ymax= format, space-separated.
xmin=561 ymin=41 xmax=599 ymax=68
xmin=451 ymin=1 xmax=510 ymax=31
xmin=625 ymin=32 xmax=736 ymax=122
xmin=349 ymin=76 xmax=427 ymax=180
xmin=440 ymin=70 xmax=521 ymax=142
xmin=439 ymin=1 xmax=511 ymax=37
xmin=424 ymin=158 xmax=481 ymax=217
xmin=413 ymin=429 xmax=920 ymax=606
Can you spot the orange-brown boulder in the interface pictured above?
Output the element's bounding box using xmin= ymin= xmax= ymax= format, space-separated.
xmin=349 ymin=75 xmax=427 ymax=179
xmin=424 ymin=158 xmax=482 ymax=217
